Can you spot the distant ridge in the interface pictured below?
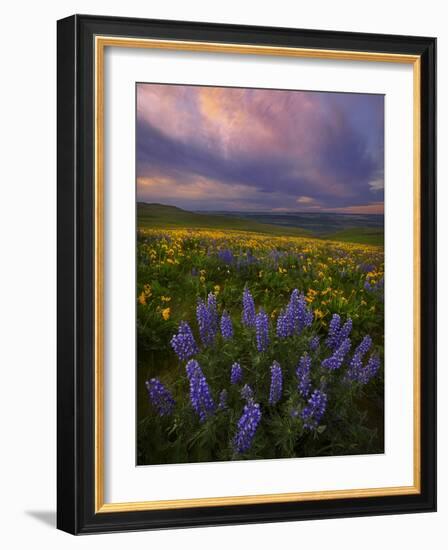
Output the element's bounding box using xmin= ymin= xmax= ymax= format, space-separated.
xmin=137 ymin=203 xmax=310 ymax=237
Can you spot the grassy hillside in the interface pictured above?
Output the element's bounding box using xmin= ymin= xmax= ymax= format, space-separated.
xmin=137 ymin=203 xmax=310 ymax=237
xmin=323 ymin=227 xmax=384 ymax=246
xmin=137 ymin=203 xmax=383 ymax=246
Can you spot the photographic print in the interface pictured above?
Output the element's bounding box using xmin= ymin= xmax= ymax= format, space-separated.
xmin=136 ymin=83 xmax=385 ymax=465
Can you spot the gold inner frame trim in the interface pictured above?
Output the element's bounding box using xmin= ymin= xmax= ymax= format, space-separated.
xmin=94 ymin=35 xmax=422 ymax=513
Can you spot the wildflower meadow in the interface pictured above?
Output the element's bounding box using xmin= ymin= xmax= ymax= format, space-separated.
xmin=137 ymin=227 xmax=384 ymax=465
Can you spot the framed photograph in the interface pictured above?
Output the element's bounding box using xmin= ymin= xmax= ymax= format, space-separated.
xmin=57 ymin=14 xmax=436 ymax=534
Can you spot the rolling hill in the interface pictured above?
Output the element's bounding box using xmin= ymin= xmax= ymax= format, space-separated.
xmin=137 ymin=203 xmax=311 ymax=237
xmin=137 ymin=203 xmax=384 ymax=246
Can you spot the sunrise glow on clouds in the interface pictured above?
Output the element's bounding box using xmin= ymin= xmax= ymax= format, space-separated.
xmin=136 ymin=84 xmax=384 ymax=213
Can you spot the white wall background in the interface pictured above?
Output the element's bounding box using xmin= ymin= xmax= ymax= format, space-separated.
xmin=0 ymin=1 xmax=444 ymax=547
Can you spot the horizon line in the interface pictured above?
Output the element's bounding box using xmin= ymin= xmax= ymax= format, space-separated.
xmin=137 ymin=201 xmax=384 ymax=216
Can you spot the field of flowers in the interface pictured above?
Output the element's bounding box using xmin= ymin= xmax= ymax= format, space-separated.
xmin=137 ymin=228 xmax=384 ymax=465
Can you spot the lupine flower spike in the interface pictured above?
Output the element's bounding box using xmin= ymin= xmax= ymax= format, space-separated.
xmin=145 ymin=378 xmax=175 ymax=417
xmin=296 ymin=353 xmax=312 ymax=397
xmin=242 ymin=287 xmax=256 ymax=327
xmin=268 ymin=361 xmax=283 ymax=405
xmin=301 ymin=389 xmax=328 ymax=430
xmin=220 ymin=311 xmax=234 ymax=340
xmin=170 ymin=321 xmax=198 ymax=361
xmin=185 ymin=360 xmax=215 ymax=422
xmin=233 ymin=401 xmax=262 ymax=454
xmin=230 ymin=362 xmax=243 ymax=385
xmin=255 ymin=309 xmax=270 ymax=352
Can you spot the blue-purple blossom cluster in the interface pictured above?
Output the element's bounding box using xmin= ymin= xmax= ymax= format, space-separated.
xmin=230 ymin=362 xmax=243 ymax=385
xmin=364 ymin=276 xmax=384 ymax=296
xmin=301 ymin=389 xmax=328 ymax=430
xmin=322 ymin=337 xmax=352 ymax=370
xmin=233 ymin=401 xmax=262 ymax=454
xmin=296 ymin=353 xmax=311 ymax=397
xmin=163 ymin=286 xmax=381 ymax=456
xmin=277 ymin=289 xmax=313 ymax=338
xmin=255 ymin=309 xmax=270 ymax=352
xmin=346 ymin=335 xmax=373 ymax=382
xmin=196 ymin=293 xmax=219 ymax=346
xmin=360 ymin=355 xmax=381 ymax=384
xmin=268 ymin=361 xmax=283 ymax=405
xmin=145 ymin=378 xmax=175 ymax=416
xmin=309 ymin=335 xmax=320 ymax=352
xmin=326 ymin=314 xmax=353 ymax=351
xmin=348 ymin=353 xmax=381 ymax=385
xmin=241 ymin=384 xmax=254 ymax=402
xmin=242 ymin=287 xmax=256 ymax=327
xmin=185 ymin=359 xmax=216 ymax=422
xmin=217 ymin=248 xmax=235 ymax=265
xmin=220 ymin=311 xmax=234 ymax=340
xmin=170 ymin=321 xmax=198 ymax=361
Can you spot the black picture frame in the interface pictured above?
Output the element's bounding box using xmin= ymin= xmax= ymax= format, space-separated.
xmin=57 ymin=14 xmax=436 ymax=534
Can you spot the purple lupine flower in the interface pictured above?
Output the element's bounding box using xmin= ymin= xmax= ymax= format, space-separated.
xmin=218 ymin=389 xmax=228 ymax=410
xmin=242 ymin=287 xmax=256 ymax=327
xmin=276 ymin=289 xmax=313 ymax=339
xmin=230 ymin=362 xmax=243 ymax=385
xmin=241 ymin=384 xmax=254 ymax=402
xmin=145 ymin=378 xmax=175 ymax=416
xmin=326 ymin=314 xmax=353 ymax=350
xmin=326 ymin=313 xmax=341 ymax=350
xmin=285 ymin=289 xmax=301 ymax=334
xmin=268 ymin=361 xmax=283 ymax=405
xmin=339 ymin=318 xmax=353 ymax=341
xmin=285 ymin=289 xmax=313 ymax=335
xmin=346 ymin=352 xmax=363 ymax=383
xmin=296 ymin=353 xmax=312 ymax=397
xmin=305 ymin=308 xmax=314 ymax=327
xmin=185 ymin=359 xmax=215 ymax=422
xmin=220 ymin=311 xmax=234 ymax=340
xmin=322 ymin=337 xmax=352 ymax=370
xmin=346 ymin=335 xmax=373 ymax=381
xmin=276 ymin=309 xmax=289 ymax=339
xmin=354 ymin=335 xmax=373 ymax=357
xmin=309 ymin=336 xmax=320 ymax=352
xmin=207 ymin=292 xmax=219 ymax=333
xmin=255 ymin=309 xmax=270 ymax=352
xmin=196 ymin=298 xmax=217 ymax=347
xmin=217 ymin=248 xmax=234 ymax=265
xmin=359 ymin=262 xmax=375 ymax=273
xmin=358 ymin=354 xmax=381 ymax=385
xmin=170 ymin=321 xmax=198 ymax=361
xmin=301 ymin=389 xmax=327 ymax=430
xmin=233 ymin=401 xmax=262 ymax=454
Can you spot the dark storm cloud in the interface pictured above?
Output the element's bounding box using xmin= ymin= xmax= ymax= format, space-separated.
xmin=136 ymin=84 xmax=384 ymax=213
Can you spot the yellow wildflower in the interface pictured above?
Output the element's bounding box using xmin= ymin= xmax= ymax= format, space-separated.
xmin=161 ymin=307 xmax=171 ymax=320
xmin=314 ymin=309 xmax=324 ymax=320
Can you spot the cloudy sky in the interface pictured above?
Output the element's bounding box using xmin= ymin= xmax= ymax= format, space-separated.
xmin=136 ymin=83 xmax=384 ymax=214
